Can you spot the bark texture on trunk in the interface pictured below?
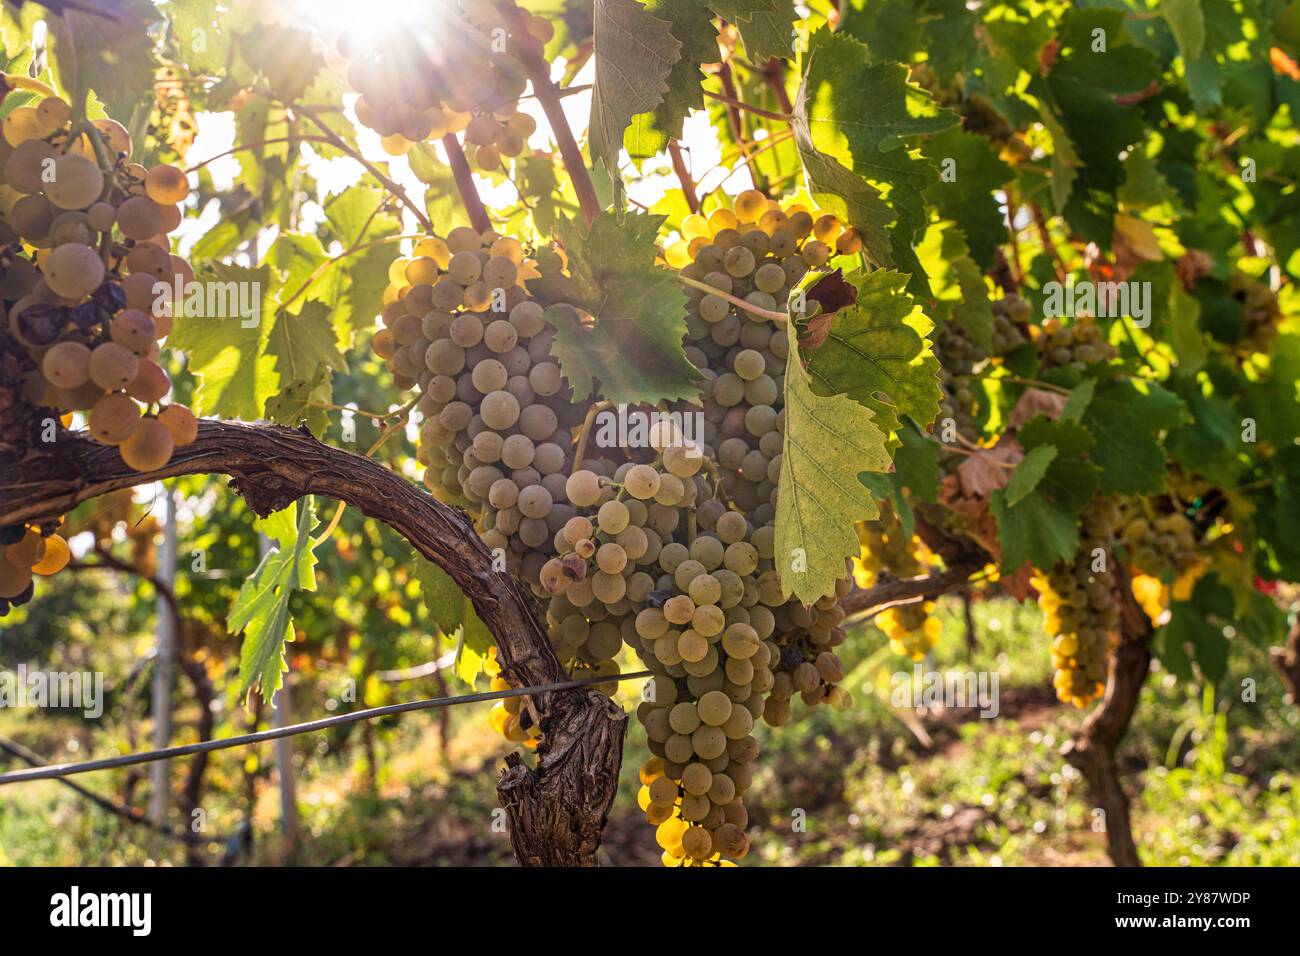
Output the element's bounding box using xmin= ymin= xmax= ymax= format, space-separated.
xmin=1062 ymin=566 xmax=1154 ymax=867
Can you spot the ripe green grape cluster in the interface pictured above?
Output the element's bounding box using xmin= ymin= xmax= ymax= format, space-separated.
xmin=373 ymin=192 xmax=866 ymax=865
xmin=934 ymin=294 xmax=1028 ymax=428
xmin=1035 ymin=315 xmax=1118 ymax=371
xmin=878 ymin=601 xmax=943 ymax=660
xmin=338 ymin=0 xmax=547 ymax=169
xmin=0 ymin=92 xmax=197 ymax=471
xmin=670 ymin=192 xmax=857 ymax=716
xmin=0 ymin=520 xmax=70 ymax=616
xmin=1038 ymin=498 xmax=1122 ymax=708
xmin=855 ymin=507 xmax=926 ymax=585
xmin=369 ymin=227 xmax=585 ymax=531
xmin=1120 ymin=507 xmax=1199 ymax=578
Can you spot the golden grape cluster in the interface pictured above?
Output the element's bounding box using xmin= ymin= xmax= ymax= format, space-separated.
xmin=1120 ymin=507 xmax=1199 ymax=578
xmin=1038 ymin=498 xmax=1122 ymax=708
xmin=370 ymin=192 xmax=861 ymax=864
xmin=0 ymin=520 xmax=70 ymax=615
xmin=1 ymin=88 xmax=197 ymax=472
xmin=338 ymin=0 xmax=547 ymax=168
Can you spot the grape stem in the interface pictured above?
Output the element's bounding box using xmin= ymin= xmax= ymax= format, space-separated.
xmin=1003 ymin=185 xmax=1024 ymax=290
xmin=932 ymin=442 xmax=1017 ymax=467
xmin=572 ymin=400 xmax=613 ymax=475
xmin=1 ymin=73 xmax=57 ymax=99
xmin=292 ymin=103 xmax=432 ymax=232
xmin=310 ymin=395 xmax=420 ymax=548
xmin=184 ymin=136 xmax=337 ymax=173
xmin=441 ymin=134 xmax=492 ymax=234
xmin=712 ymin=62 xmax=767 ymax=192
xmin=668 ymin=140 xmax=699 ymax=213
xmin=278 ymin=231 xmax=426 ymax=317
xmin=991 ymin=374 xmax=1071 ymax=395
xmin=305 ymin=400 xmax=407 ymax=421
xmin=703 ymin=89 xmax=792 ymax=122
xmin=497 ymin=1 xmax=601 ymax=227
xmin=676 ymin=274 xmax=789 ymax=323
xmin=761 ymin=57 xmax=795 ymax=115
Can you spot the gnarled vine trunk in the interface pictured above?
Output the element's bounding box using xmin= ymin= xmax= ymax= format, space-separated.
xmin=1062 ymin=566 xmax=1154 ymax=867
xmin=0 ymin=420 xmax=625 ymax=866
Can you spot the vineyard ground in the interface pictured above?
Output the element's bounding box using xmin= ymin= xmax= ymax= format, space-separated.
xmin=2 ymin=598 xmax=1297 ymax=867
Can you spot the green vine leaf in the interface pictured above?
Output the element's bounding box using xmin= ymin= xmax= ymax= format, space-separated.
xmin=1081 ymin=379 xmax=1187 ymax=494
xmin=230 ymin=500 xmax=318 ymax=703
xmin=47 ymin=0 xmax=158 ymax=115
xmin=921 ymin=127 xmax=1012 ymax=269
xmin=802 ymin=270 xmax=941 ymax=431
xmin=707 ymin=0 xmax=796 ymax=61
xmin=413 ymin=553 xmax=494 ymax=688
xmin=589 ymin=0 xmax=681 ymax=180
xmin=528 ymin=212 xmax=701 ymax=404
xmin=625 ymin=0 xmax=716 ymax=164
xmin=797 ymin=28 xmax=957 ymax=296
xmin=775 ymin=316 xmax=892 ymax=603
xmin=167 ymin=262 xmax=278 ymax=421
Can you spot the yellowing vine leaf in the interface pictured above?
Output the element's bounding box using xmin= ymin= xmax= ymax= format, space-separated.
xmin=775 ymin=317 xmax=891 ymax=603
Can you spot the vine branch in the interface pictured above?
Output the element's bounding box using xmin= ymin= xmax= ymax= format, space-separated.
xmin=0 ymin=420 xmax=624 ymax=866
xmin=498 ymin=1 xmax=601 ymax=227
xmin=442 ymin=133 xmax=492 ymax=234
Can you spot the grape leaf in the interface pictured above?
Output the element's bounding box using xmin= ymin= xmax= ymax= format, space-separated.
xmin=1159 ymin=576 xmax=1233 ymax=683
xmin=775 ymin=316 xmax=892 ymax=603
xmin=266 ymin=300 xmax=347 ymax=393
xmin=893 ymin=424 xmax=940 ymax=503
xmin=989 ymin=487 xmax=1079 ymax=572
xmin=47 ymin=0 xmax=158 ymax=115
xmin=589 ymin=0 xmax=681 ymax=180
xmin=167 ymin=0 xmax=247 ymax=75
xmin=918 ymin=224 xmax=994 ymax=353
xmin=265 ymin=367 xmax=331 ymax=430
xmin=167 ymin=262 xmax=278 ymax=421
xmin=528 ymin=212 xmax=701 ymax=404
xmin=1081 ymin=379 xmax=1187 ymax=494
xmin=413 ymin=554 xmax=494 ymax=688
xmin=921 ymin=127 xmax=1012 ymax=269
xmin=1036 ymin=100 xmax=1080 ymax=215
xmin=229 ymin=500 xmax=318 ymax=703
xmin=990 ymin=417 xmax=1100 ymax=570
xmin=798 ymin=28 xmax=957 ymax=295
xmin=1004 ymin=444 xmax=1057 ymax=507
xmin=802 ymin=270 xmax=941 ymax=431
xmin=322 ymin=183 xmax=402 ymax=335
xmin=707 ymin=0 xmax=796 ymax=60
xmin=625 ymin=0 xmax=716 ymax=164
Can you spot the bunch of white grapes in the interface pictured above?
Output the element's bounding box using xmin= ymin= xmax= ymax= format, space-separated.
xmin=378 ymin=192 xmax=866 ymax=864
xmin=670 ymin=191 xmax=857 ymax=720
xmin=1 ymin=88 xmax=197 ymax=473
xmin=1038 ymin=498 xmax=1123 ymax=709
xmin=337 ymin=0 xmax=549 ymax=168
